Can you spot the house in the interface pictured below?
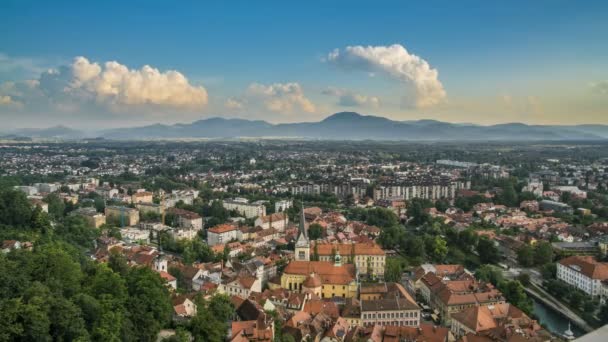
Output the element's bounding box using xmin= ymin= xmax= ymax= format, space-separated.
xmin=255 ymin=212 xmax=289 ymax=231
xmin=159 ymin=271 xmax=178 ymax=290
xmin=131 ymin=191 xmax=153 ymax=204
xmin=231 ymin=318 xmax=274 ymax=342
xmin=172 ymin=295 xmax=197 ymax=318
xmin=381 ymin=323 xmax=450 ymax=342
xmin=29 ymin=198 xmax=49 ymax=213
xmin=207 ymin=224 xmax=239 ymax=246
xmin=221 ymin=276 xmax=261 ymax=298
xmin=167 ymin=207 xmax=203 ymax=231
xmin=557 ymin=256 xmax=608 ymax=298
xmin=432 ymin=279 xmax=505 ymax=325
xmin=450 ymin=303 xmax=542 ymax=339
xmin=2 ymin=240 xmax=21 ymax=253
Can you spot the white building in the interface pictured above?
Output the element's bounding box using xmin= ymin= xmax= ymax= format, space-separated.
xmin=557 ymin=256 xmax=608 ymax=298
xmin=361 ymin=298 xmax=421 ymax=327
xmin=222 ymin=198 xmax=266 ymax=218
xmin=207 ymin=224 xmax=239 ymax=246
xmin=121 ymin=227 xmax=151 ymax=244
xmin=275 ymin=199 xmax=293 ymax=212
xmin=254 ymin=212 xmax=288 ymax=231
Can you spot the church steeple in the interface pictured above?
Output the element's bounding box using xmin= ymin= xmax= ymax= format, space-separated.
xmin=295 ymin=202 xmax=310 ymax=261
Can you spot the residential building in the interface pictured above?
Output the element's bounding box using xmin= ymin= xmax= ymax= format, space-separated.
xmin=70 ymin=207 xmax=106 ymax=228
xmin=207 ymin=224 xmax=239 ymax=246
xmin=539 ymin=200 xmax=573 ymax=214
xmin=131 ymin=191 xmax=153 ymax=204
xmin=557 ymin=256 xmax=608 ymax=298
xmin=167 ymin=207 xmax=203 ymax=231
xmin=105 ymin=206 xmax=140 ymax=226
xmin=223 ymin=198 xmax=266 ymax=218
xmin=361 ymin=297 xmax=420 ymax=327
xmin=255 ymin=212 xmax=288 ymax=231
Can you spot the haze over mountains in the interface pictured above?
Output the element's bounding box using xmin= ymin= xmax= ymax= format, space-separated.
xmin=3 ymin=112 xmax=608 ymax=141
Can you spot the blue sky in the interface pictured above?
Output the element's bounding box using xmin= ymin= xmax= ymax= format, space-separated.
xmin=1 ymin=0 xmax=607 ymax=128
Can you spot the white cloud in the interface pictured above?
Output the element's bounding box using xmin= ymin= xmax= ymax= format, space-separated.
xmin=224 ymin=97 xmax=244 ymax=110
xmin=322 ymin=87 xmax=380 ymax=108
xmin=590 ymin=80 xmax=608 ymax=95
xmin=69 ymin=56 xmax=208 ymax=108
xmin=326 ymin=44 xmax=446 ymax=108
xmin=245 ymin=82 xmax=315 ymax=113
xmin=0 ymin=95 xmax=16 ymax=105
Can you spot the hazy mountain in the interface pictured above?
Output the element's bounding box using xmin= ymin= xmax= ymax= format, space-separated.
xmin=8 ymin=125 xmax=86 ymax=139
xmin=6 ymin=112 xmax=608 ymax=141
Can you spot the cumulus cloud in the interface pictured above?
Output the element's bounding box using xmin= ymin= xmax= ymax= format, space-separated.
xmin=0 ymin=95 xmax=18 ymax=106
xmin=322 ymin=87 xmax=380 ymax=108
xmin=224 ymin=97 xmax=244 ymax=110
xmin=326 ymin=44 xmax=446 ymax=108
xmin=245 ymin=82 xmax=315 ymax=113
xmin=590 ymin=81 xmax=608 ymax=95
xmin=68 ymin=56 xmax=208 ymax=108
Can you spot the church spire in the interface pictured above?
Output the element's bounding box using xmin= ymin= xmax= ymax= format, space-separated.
xmin=295 ymin=201 xmax=310 ymax=261
xmin=299 ymin=201 xmax=307 ymax=239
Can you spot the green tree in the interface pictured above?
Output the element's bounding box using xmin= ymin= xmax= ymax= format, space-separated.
xmin=407 ymin=199 xmax=432 ymax=226
xmin=424 ymin=235 xmax=448 ymax=262
xmin=123 ymin=267 xmax=172 ymax=341
xmin=308 ymin=223 xmax=323 ymax=240
xmin=475 ymin=265 xmax=504 ymax=286
xmin=533 ymin=242 xmax=554 ymax=266
xmin=44 ymin=193 xmax=66 ymax=220
xmin=499 ymin=280 xmax=533 ymax=315
xmin=477 ymin=237 xmax=500 ymax=264
xmin=0 ymin=188 xmax=33 ymax=227
xmin=384 ymin=257 xmax=405 ymax=282
xmin=517 ymin=245 xmax=535 ymax=267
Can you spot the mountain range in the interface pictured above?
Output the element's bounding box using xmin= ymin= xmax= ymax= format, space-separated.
xmin=3 ymin=112 xmax=608 ymax=141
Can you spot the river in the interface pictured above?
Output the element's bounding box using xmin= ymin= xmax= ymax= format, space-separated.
xmin=532 ymin=298 xmax=585 ymax=338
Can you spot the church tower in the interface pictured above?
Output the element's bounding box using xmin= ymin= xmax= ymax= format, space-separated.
xmin=295 ymin=204 xmax=310 ymax=261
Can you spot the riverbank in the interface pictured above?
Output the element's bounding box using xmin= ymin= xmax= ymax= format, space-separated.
xmin=524 ymin=284 xmax=594 ymax=333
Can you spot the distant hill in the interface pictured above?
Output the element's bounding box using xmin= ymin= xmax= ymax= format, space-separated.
xmin=8 ymin=126 xmax=86 ymax=139
xmin=6 ymin=112 xmax=608 ymax=141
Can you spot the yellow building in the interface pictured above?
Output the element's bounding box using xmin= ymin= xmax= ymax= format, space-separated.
xmin=312 ymin=242 xmax=386 ymax=277
xmin=105 ymin=206 xmax=140 ymax=226
xmin=131 ymin=191 xmax=154 ymax=204
xmin=281 ymin=252 xmax=358 ymax=299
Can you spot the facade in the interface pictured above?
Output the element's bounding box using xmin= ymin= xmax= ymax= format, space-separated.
xmin=131 ymin=191 xmax=154 ymax=204
xmin=255 ymin=212 xmax=289 ymax=231
xmin=373 ymin=180 xmax=469 ymax=201
xmin=70 ymin=207 xmax=106 ymax=228
xmin=557 ymin=256 xmax=608 ymax=298
xmin=105 ymin=206 xmax=140 ymax=226
xmin=539 ymin=200 xmax=573 ymax=214
xmin=136 ymin=202 xmax=163 ymax=215
xmin=312 ymin=242 xmax=386 ymax=277
xmin=222 ymin=198 xmax=266 ymax=218
xmin=430 ymin=279 xmax=505 ymax=325
xmin=361 ymin=298 xmax=420 ymax=327
xmin=167 ymin=207 xmax=203 ymax=231
xmin=275 ymin=199 xmax=293 ymax=212
xmin=207 ymin=224 xmax=239 ymax=246
xmin=450 ymin=303 xmax=541 ymax=339
xmin=281 ymin=260 xmax=358 ymax=299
